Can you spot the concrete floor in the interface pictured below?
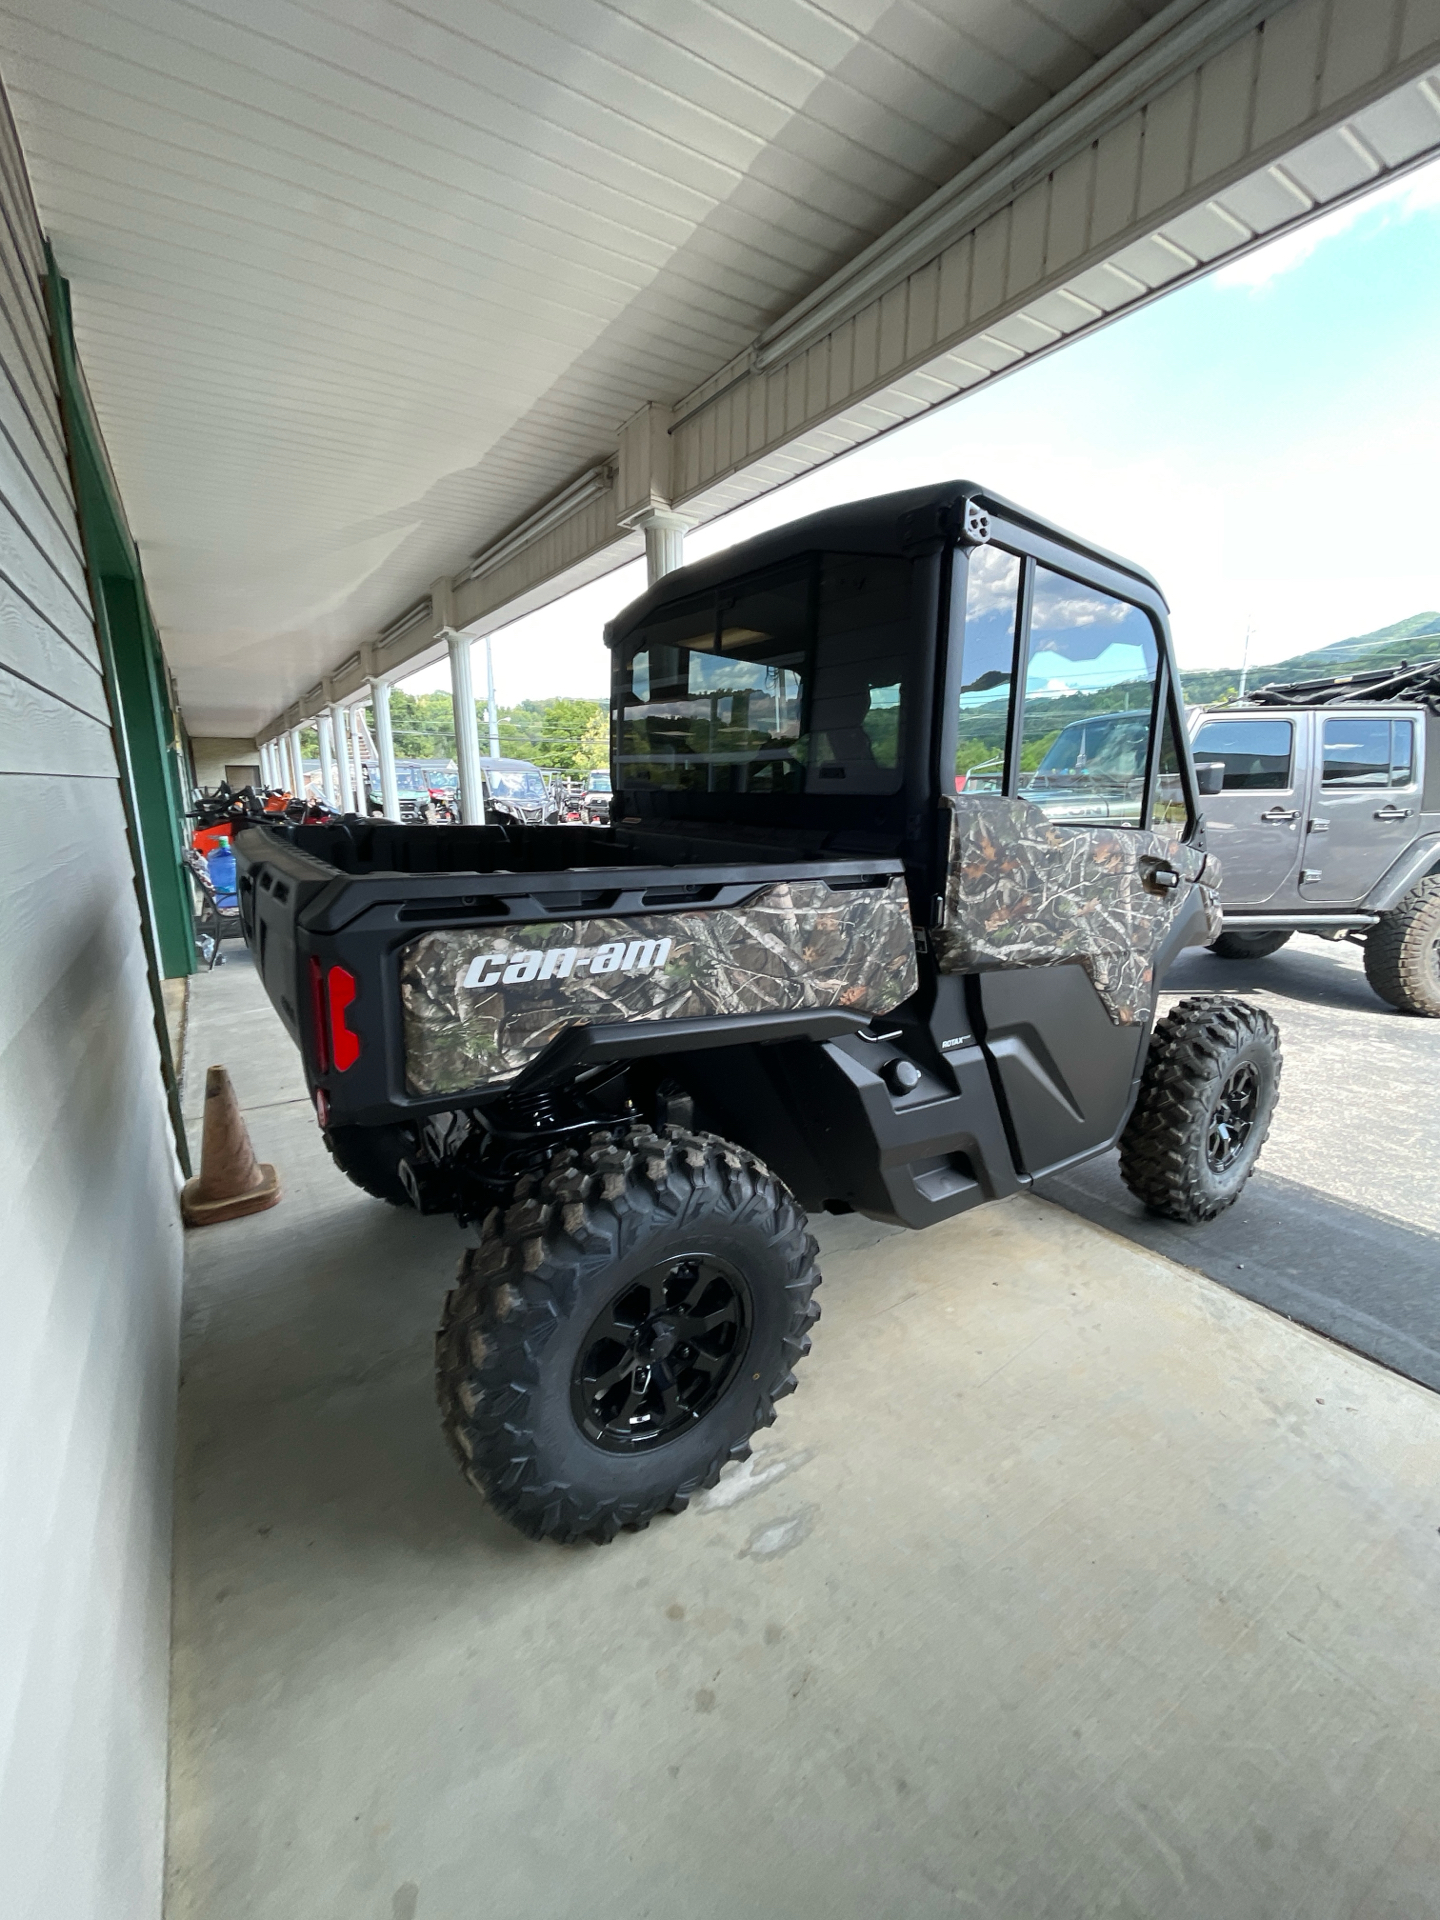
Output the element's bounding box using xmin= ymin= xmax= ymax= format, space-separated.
xmin=169 ymin=953 xmax=1440 ymax=1920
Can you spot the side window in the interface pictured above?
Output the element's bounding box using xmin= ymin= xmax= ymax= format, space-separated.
xmin=1390 ymin=719 xmax=1415 ymax=786
xmin=1192 ymin=718 xmax=1294 ymax=791
xmin=1016 ymin=566 xmax=1159 ymax=827
xmin=954 ymin=546 xmax=1021 ymax=792
xmin=1320 ymin=717 xmax=1411 ymax=788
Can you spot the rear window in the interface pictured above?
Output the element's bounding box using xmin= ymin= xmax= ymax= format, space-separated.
xmin=616 ymin=556 xmax=911 ymax=797
xmin=1321 ymin=717 xmax=1415 ymax=787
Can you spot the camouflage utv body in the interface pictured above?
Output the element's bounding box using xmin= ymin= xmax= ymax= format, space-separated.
xmin=401 ymin=876 xmax=918 ymax=1095
xmin=936 ymin=796 xmax=1221 ymax=1026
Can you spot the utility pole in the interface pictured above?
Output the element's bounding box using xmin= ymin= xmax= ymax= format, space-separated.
xmin=1237 ymin=620 xmax=1254 ymax=701
xmin=485 ymin=633 xmax=500 ymax=758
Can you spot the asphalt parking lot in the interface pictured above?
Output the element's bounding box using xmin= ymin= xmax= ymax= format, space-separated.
xmin=1042 ymin=935 xmax=1440 ymax=1394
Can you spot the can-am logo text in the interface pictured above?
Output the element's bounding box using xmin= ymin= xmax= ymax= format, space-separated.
xmin=463 ymin=937 xmax=673 ymax=990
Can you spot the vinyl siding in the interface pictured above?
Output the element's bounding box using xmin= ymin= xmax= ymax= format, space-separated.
xmin=0 ymin=76 xmax=180 ymax=1920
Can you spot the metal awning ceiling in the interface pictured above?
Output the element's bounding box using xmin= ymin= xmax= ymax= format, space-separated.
xmin=0 ymin=0 xmax=1186 ymax=732
xmin=3 ymin=1 xmax=1438 ymax=739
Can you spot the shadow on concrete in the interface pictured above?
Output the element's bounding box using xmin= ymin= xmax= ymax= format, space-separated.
xmin=1040 ymin=1156 xmax=1440 ymax=1395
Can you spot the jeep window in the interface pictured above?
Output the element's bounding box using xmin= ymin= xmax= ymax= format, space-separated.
xmin=1192 ymin=718 xmax=1294 ymax=790
xmin=1016 ymin=567 xmax=1160 ymax=827
xmin=954 ymin=545 xmax=1021 ymax=792
xmin=1321 ymin=717 xmax=1415 ymax=787
xmin=1391 ymin=720 xmax=1416 ymax=785
xmin=616 ymin=557 xmax=909 ymax=797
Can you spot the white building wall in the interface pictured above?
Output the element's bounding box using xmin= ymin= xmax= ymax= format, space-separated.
xmin=0 ymin=84 xmax=181 ymax=1920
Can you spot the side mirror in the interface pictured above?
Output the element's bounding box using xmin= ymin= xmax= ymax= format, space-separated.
xmin=1195 ymin=760 xmax=1226 ymax=796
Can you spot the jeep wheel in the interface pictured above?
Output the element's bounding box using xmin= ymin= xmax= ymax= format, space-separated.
xmin=323 ymin=1122 xmax=415 ymax=1206
xmin=1363 ymin=877 xmax=1440 ymax=1017
xmin=1208 ymin=930 xmax=1292 ymax=960
xmin=435 ymin=1125 xmax=821 ymax=1544
xmin=1119 ymin=997 xmax=1281 ymax=1223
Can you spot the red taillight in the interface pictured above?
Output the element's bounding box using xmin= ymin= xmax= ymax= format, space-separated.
xmin=307 ymin=955 xmax=329 ymax=1073
xmin=327 ymin=965 xmax=360 ymax=1072
xmin=954 ymin=772 xmax=967 ymax=792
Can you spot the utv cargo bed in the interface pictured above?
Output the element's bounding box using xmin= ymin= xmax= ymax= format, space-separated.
xmin=235 ymin=818 xmax=918 ymax=1126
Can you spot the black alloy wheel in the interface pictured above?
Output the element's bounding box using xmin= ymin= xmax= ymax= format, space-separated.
xmin=572 ymin=1256 xmax=750 ymax=1451
xmin=435 ymin=1125 xmax=821 ymax=1544
xmin=1118 ymin=996 xmax=1281 ymax=1223
xmin=1205 ymin=1062 xmax=1260 ymax=1173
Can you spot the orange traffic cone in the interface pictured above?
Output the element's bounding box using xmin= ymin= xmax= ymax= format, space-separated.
xmin=181 ymin=1065 xmax=281 ymax=1227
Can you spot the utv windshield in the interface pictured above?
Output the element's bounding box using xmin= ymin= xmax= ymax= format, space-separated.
xmin=615 ymin=556 xmax=911 ymax=798
xmin=1028 ymin=712 xmax=1152 ymax=782
xmin=486 ymin=767 xmax=547 ymax=801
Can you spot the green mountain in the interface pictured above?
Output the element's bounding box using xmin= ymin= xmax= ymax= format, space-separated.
xmin=1178 ymin=611 xmax=1440 ymax=707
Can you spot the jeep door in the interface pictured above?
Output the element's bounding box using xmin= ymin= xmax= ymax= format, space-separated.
xmin=1299 ymin=711 xmax=1422 ymax=902
xmin=1188 ymin=713 xmax=1309 ymax=907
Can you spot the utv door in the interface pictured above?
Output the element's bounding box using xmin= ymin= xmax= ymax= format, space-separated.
xmin=938 ymin=532 xmax=1208 ymax=1180
xmin=1300 ymin=712 xmax=1422 ymax=902
xmin=1188 ymin=713 xmax=1308 ymax=908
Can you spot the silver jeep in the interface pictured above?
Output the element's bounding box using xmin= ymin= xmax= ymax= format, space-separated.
xmin=1188 ymin=662 xmax=1440 ymax=1015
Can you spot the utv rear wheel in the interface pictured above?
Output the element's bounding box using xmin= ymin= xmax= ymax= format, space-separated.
xmin=323 ymin=1122 xmax=415 ymax=1207
xmin=1119 ymin=997 xmax=1281 ymax=1223
xmin=1363 ymin=877 xmax=1440 ymax=1017
xmin=1209 ymin=930 xmax=1292 ymax=960
xmin=435 ymin=1125 xmax=821 ymax=1544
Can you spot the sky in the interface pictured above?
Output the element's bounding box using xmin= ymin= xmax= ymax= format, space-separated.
xmin=403 ymin=155 xmax=1440 ymax=707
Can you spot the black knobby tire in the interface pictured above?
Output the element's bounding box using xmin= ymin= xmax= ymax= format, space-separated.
xmin=1363 ymin=876 xmax=1440 ymax=1017
xmin=435 ymin=1124 xmax=821 ymax=1545
xmin=1209 ymin=929 xmax=1292 ymax=961
xmin=1119 ymin=996 xmax=1281 ymax=1223
xmin=324 ymin=1122 xmax=415 ymax=1207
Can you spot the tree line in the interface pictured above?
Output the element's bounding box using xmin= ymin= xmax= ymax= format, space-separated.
xmin=302 ymin=692 xmax=608 ymax=771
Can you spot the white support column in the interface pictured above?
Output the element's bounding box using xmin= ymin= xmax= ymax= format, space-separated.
xmin=370 ymin=675 xmax=399 ymax=821
xmin=317 ymin=710 xmax=337 ymax=808
xmin=330 ymin=700 xmax=354 ymax=813
xmin=348 ymin=705 xmax=366 ymax=812
xmin=288 ymin=726 xmax=305 ymax=795
xmin=258 ymin=741 xmax=271 ymax=786
xmin=445 ymin=627 xmax=485 ymax=825
xmin=635 ymin=508 xmax=690 ymax=586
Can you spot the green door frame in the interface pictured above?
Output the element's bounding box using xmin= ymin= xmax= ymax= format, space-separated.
xmin=44 ymin=246 xmax=193 ymax=1172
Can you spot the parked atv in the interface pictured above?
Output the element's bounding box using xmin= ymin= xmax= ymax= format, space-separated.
xmin=1190 ymin=659 xmax=1440 ymax=1014
xmin=237 ymin=483 xmax=1281 ymax=1546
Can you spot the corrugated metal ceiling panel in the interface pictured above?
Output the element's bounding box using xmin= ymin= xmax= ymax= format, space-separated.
xmin=0 ymin=0 xmax=1168 ymax=730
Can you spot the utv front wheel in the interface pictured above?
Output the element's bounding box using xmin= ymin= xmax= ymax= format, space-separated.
xmin=435 ymin=1125 xmax=821 ymax=1544
xmin=1119 ymin=997 xmax=1281 ymax=1223
xmin=1209 ymin=929 xmax=1291 ymax=960
xmin=1363 ymin=876 xmax=1440 ymax=1016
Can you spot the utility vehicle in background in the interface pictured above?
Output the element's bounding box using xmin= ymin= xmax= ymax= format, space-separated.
xmin=236 ymin=483 xmax=1281 ymax=1546
xmin=1189 ymin=661 xmax=1440 ymax=1014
